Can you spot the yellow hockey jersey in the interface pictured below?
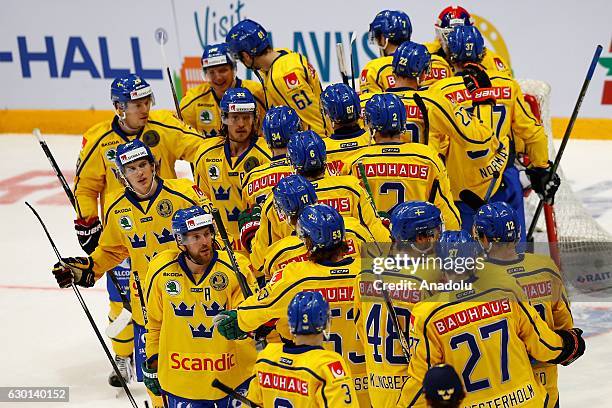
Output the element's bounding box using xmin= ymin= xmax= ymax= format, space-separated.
xmin=354 ymin=264 xmax=443 ymax=408
xmin=359 ymin=54 xmax=452 ymax=94
xmin=237 ymin=257 xmax=370 ymax=406
xmin=425 ymin=39 xmax=513 ymax=78
xmin=240 ymin=156 xmax=293 ymax=209
xmin=144 ymin=248 xmax=258 ymax=400
xmin=247 ymin=343 xmax=359 ymax=408
xmin=193 ymin=136 xmax=272 ymax=251
xmin=396 ymin=274 xmax=567 ymax=408
xmin=179 ymin=78 xmax=266 ymax=137
xmin=324 ymin=127 xmax=372 ymax=175
xmin=262 ymin=216 xmax=391 ymax=280
xmin=348 ymin=142 xmax=461 ymax=230
xmin=90 ymin=178 xmax=212 ymax=325
xmin=74 ymin=111 xmax=205 ymax=219
xmin=483 ymin=253 xmax=574 ymax=406
xmin=251 ymin=174 xmax=390 ymax=272
xmin=432 ymin=74 xmax=549 ymax=169
xmin=262 ymin=49 xmax=331 ymax=136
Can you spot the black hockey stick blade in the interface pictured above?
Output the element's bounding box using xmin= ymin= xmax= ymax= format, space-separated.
xmin=459 ymin=190 xmax=486 ymax=211
xmin=212 ymin=379 xmax=262 ymax=408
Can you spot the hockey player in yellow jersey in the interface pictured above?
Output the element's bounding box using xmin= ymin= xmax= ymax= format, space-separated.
xmin=360 ymin=10 xmax=451 ymax=94
xmin=142 ymin=206 xmax=258 ymax=406
xmin=247 ymin=291 xmax=359 ymax=408
xmin=321 ymin=83 xmax=371 ymax=175
xmin=425 ymin=6 xmax=513 ymax=78
xmin=53 ymin=140 xmax=211 ymax=407
xmin=193 ymin=87 xmax=272 ymax=253
xmin=251 ymin=130 xmax=389 ymax=274
xmin=474 ymin=202 xmax=574 ymax=407
xmin=355 ymin=202 xmax=447 ymax=408
xmin=216 ymin=204 xmax=371 ymax=406
xmin=350 ymin=93 xmax=461 ymax=231
xmin=226 ymin=19 xmax=331 ymax=136
xmin=395 ymin=209 xmax=586 ymax=408
xmin=262 ymin=174 xmax=390 ymax=280
xmin=73 ymin=74 xmax=205 ymax=385
xmin=434 ymin=26 xmax=559 ymax=241
xmin=179 ymin=43 xmax=265 ymax=137
xmin=238 ymin=106 xmax=299 ymax=254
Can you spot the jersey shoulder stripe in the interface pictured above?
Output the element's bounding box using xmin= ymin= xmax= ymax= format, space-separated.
xmin=102 ymin=191 xmax=128 ymax=226
xmin=238 ymin=274 xmax=357 ymax=311
xmin=180 ymin=88 xmax=214 ymax=111
xmin=147 ymin=119 xmax=204 ymax=139
xmin=75 ymin=128 xmax=114 ymax=177
xmin=145 ymin=258 xmax=180 ymax=300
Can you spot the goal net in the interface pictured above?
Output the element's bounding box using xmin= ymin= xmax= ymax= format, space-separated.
xmin=519 ymin=79 xmax=612 ymax=298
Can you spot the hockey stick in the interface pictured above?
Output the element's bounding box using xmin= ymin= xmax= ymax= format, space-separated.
xmin=157 ymin=30 xmax=183 ymax=121
xmin=527 ymin=44 xmax=603 ymax=241
xmin=413 ymin=94 xmax=429 ymax=145
xmin=33 ymin=129 xmax=133 ymax=336
xmin=25 ymin=202 xmax=139 ymax=408
xmin=349 ymin=32 xmax=357 ymax=91
xmin=458 ymin=170 xmax=501 ymax=210
xmin=211 ymin=208 xmax=253 ymax=298
xmin=335 ymin=42 xmax=350 ymax=86
xmin=132 ymin=271 xmax=170 ymax=408
xmin=356 ymin=162 xmax=411 ymax=360
xmin=212 ymin=379 xmax=262 ymax=408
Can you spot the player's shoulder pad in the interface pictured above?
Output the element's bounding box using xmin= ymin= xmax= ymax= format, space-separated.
xmin=316 ymin=352 xmax=352 ymax=381
xmin=424 ymin=40 xmax=442 ymax=54
xmin=181 ymin=82 xmax=212 ymax=103
xmin=241 ymin=78 xmax=264 ymax=92
xmin=149 ymin=248 xmax=181 ymax=275
xmin=163 ymin=177 xmax=204 ymax=198
xmin=216 ymin=250 xmax=252 ymax=274
xmin=254 ymin=136 xmax=273 ymax=158
xmin=103 ymin=188 xmax=129 ymax=222
xmin=83 ymin=119 xmax=114 ymax=143
xmin=194 ymin=137 xmax=225 ymax=165
xmin=523 ymin=252 xmax=561 ymax=274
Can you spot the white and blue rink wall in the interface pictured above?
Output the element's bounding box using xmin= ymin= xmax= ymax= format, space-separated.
xmin=1 ymin=0 xmax=611 ymax=406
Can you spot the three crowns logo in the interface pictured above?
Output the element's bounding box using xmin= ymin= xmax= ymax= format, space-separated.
xmin=189 ymin=323 xmax=214 ymax=339
xmin=213 ymin=186 xmax=231 ymax=201
xmin=201 ymin=301 xmax=226 ymax=317
xmin=172 ymin=302 xmax=195 ymax=317
xmin=154 ymin=228 xmax=175 ymax=244
xmin=129 ymin=233 xmax=146 ymax=249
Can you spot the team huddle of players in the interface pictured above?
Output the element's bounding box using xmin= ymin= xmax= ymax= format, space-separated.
xmin=50 ymin=5 xmax=585 ymax=408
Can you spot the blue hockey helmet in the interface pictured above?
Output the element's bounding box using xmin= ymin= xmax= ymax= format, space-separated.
xmin=273 ymin=174 xmax=318 ymax=219
xmin=297 ymin=204 xmax=346 ymax=252
xmin=110 ymin=74 xmax=154 ymax=105
xmin=172 ymin=206 xmax=214 ymax=245
xmin=369 ymin=10 xmax=412 ymax=46
xmin=288 ymin=291 xmax=330 ymax=335
xmin=226 ymin=19 xmax=271 ymax=59
xmin=262 ymin=106 xmax=301 ymax=149
xmin=364 ymin=93 xmax=406 ymax=134
xmin=473 ymin=201 xmax=521 ymax=243
xmin=220 ymin=87 xmax=257 ymax=124
xmin=321 ymin=83 xmax=361 ymax=124
xmin=392 ymin=41 xmax=432 ymax=78
xmin=436 ymin=230 xmax=481 ymax=273
xmin=447 ymin=26 xmax=485 ymax=63
xmin=201 ymin=43 xmax=236 ymax=71
xmin=115 ymin=139 xmax=155 ymax=176
xmin=391 ymin=201 xmax=442 ymax=242
xmin=287 ymin=130 xmax=327 ymax=174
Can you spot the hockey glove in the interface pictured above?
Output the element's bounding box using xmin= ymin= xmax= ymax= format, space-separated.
xmin=462 ymin=63 xmax=496 ymax=106
xmin=378 ymin=211 xmax=391 ymax=229
xmin=213 ymin=310 xmax=248 ymax=340
xmin=74 ymin=217 xmax=103 ymax=255
xmin=141 ymin=361 xmax=162 ymax=396
xmin=52 ymin=257 xmax=95 ymax=288
xmin=549 ymin=328 xmax=586 ymax=366
xmin=238 ymin=205 xmax=262 ymax=252
xmin=526 ymin=163 xmax=561 ymax=204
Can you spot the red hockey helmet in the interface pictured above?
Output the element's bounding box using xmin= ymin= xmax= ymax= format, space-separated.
xmin=434 ymin=6 xmax=475 ymax=49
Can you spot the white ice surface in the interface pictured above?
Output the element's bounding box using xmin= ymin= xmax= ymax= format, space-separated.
xmin=0 ymin=134 xmax=610 ymax=407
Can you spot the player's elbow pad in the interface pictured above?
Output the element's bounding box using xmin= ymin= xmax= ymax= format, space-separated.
xmin=549 ymin=328 xmax=586 ymax=366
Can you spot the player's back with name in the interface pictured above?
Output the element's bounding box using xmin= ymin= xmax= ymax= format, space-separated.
xmin=240 ymin=157 xmax=293 ymax=209
xmin=247 ymin=342 xmax=358 ymax=407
